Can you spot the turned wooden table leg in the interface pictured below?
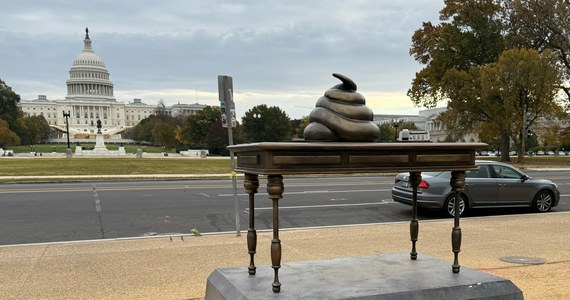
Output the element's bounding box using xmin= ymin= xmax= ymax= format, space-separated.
xmin=244 ymin=173 xmax=259 ymax=275
xmin=408 ymin=172 xmax=422 ymax=260
xmin=450 ymin=170 xmax=466 ymax=273
xmin=267 ymin=175 xmax=284 ymax=293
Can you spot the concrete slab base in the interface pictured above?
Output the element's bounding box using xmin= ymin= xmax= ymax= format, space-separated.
xmin=205 ymin=253 xmax=522 ymax=300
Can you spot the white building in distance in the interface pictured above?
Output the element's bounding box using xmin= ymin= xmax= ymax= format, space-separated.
xmin=373 ymin=107 xmax=450 ymax=142
xmin=17 ymin=28 xmax=207 ymax=138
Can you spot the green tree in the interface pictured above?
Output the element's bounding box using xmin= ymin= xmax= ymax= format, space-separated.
xmin=297 ymin=116 xmax=309 ymax=139
xmin=507 ymin=0 xmax=570 ymax=101
xmin=378 ymin=122 xmax=419 ymax=142
xmin=151 ymin=119 xmax=177 ymax=149
xmin=540 ymin=127 xmax=559 ymax=152
xmin=483 ymin=49 xmax=563 ymax=162
xmin=132 ymin=115 xmax=156 ymax=142
xmin=409 ymin=0 xmax=513 ymax=160
xmin=131 ymin=107 xmax=183 ymax=149
xmin=176 ymin=106 xmax=222 ymax=148
xmin=409 ymin=0 xmax=506 ymax=108
xmin=0 ymin=78 xmax=21 ymax=129
xmin=0 ymin=118 xmax=20 ymax=147
xmin=439 ymin=49 xmax=563 ymax=162
xmin=289 ymin=116 xmax=310 ymax=139
xmin=241 ymin=105 xmax=291 ymax=142
xmin=206 ymin=120 xmax=231 ymax=155
xmin=378 ymin=124 xmax=395 ymax=142
xmin=560 ymin=122 xmax=570 ymax=151
xmin=10 ymin=114 xmax=51 ymax=145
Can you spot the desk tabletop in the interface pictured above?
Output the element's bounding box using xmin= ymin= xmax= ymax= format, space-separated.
xmin=228 ymin=142 xmax=487 ymax=175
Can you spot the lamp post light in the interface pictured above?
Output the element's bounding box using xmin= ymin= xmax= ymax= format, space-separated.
xmin=392 ymin=119 xmax=403 ymax=142
xmin=252 ymin=112 xmax=261 ymax=142
xmin=62 ymin=111 xmax=71 ymax=149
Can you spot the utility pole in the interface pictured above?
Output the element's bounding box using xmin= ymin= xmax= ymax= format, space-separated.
xmin=520 ymin=110 xmax=529 ymax=164
xmin=63 ymin=110 xmax=71 ymax=149
xmin=218 ymin=75 xmax=240 ymax=237
xmin=63 ymin=110 xmax=72 ymax=158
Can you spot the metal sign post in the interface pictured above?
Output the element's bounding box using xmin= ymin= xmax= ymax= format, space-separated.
xmin=218 ymin=75 xmax=240 ymax=237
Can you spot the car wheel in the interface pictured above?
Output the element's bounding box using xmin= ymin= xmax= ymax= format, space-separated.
xmin=533 ymin=190 xmax=553 ymax=212
xmin=444 ymin=194 xmax=467 ymax=217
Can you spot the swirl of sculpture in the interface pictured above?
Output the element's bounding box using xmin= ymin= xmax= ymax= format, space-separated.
xmin=303 ymin=73 xmax=380 ymax=142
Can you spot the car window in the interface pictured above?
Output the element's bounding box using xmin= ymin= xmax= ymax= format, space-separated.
xmin=466 ymin=166 xmax=489 ymax=178
xmin=423 ymin=172 xmax=446 ymax=177
xmin=491 ymin=165 xmax=522 ymax=179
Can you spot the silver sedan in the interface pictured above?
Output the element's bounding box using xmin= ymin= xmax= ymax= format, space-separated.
xmin=392 ymin=160 xmax=560 ymax=217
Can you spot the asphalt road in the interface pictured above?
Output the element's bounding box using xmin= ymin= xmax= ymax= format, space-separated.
xmin=0 ymin=171 xmax=569 ymax=246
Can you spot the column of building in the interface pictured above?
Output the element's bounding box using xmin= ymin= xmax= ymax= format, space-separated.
xmin=68 ymin=83 xmax=112 ymax=96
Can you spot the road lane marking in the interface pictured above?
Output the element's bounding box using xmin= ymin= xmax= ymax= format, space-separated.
xmin=219 ymin=189 xmax=392 ymax=197
xmin=0 ymin=183 xmax=394 ymax=194
xmin=250 ymin=201 xmax=394 ymax=210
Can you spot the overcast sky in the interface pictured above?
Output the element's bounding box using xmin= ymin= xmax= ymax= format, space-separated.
xmin=0 ymin=0 xmax=445 ymax=119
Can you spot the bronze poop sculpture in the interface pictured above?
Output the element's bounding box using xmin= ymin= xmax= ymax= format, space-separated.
xmin=303 ymin=73 xmax=380 ymax=142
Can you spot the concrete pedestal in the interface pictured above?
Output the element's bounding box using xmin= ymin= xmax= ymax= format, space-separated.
xmin=205 ymin=253 xmax=522 ymax=300
xmin=94 ymin=133 xmax=107 ymax=151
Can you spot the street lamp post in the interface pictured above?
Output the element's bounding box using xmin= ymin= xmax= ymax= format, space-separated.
xmin=392 ymin=119 xmax=402 ymax=142
xmin=62 ymin=111 xmax=71 ymax=149
xmin=253 ymin=112 xmax=261 ymax=142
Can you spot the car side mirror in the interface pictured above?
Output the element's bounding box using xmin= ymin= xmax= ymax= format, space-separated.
xmin=521 ymin=175 xmax=530 ymax=182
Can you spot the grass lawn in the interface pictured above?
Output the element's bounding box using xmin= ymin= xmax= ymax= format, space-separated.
xmin=0 ymin=157 xmax=232 ymax=177
xmin=1 ymin=155 xmax=569 ymax=183
xmin=11 ymin=144 xmax=169 ymax=153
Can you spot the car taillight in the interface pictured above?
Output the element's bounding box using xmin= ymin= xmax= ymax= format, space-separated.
xmin=419 ymin=181 xmax=430 ymax=189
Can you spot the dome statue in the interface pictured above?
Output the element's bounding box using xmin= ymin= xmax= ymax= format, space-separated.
xmin=65 ymin=28 xmax=115 ymax=101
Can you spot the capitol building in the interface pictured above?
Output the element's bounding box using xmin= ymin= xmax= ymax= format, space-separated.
xmin=17 ymin=28 xmax=206 ymax=138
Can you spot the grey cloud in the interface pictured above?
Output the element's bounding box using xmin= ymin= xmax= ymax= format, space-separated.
xmin=0 ymin=0 xmax=442 ymax=111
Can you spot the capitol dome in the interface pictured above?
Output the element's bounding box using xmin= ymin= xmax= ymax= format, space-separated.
xmin=73 ymin=51 xmax=106 ymax=68
xmin=66 ymin=28 xmax=115 ymax=101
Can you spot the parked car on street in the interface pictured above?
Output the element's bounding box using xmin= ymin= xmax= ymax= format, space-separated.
xmin=392 ymin=160 xmax=560 ymax=217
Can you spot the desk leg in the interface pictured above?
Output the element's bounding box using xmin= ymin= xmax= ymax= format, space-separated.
xmin=409 ymin=172 xmax=422 ymax=260
xmin=450 ymin=171 xmax=465 ymax=273
xmin=267 ymin=175 xmax=284 ymax=293
xmin=244 ymin=174 xmax=259 ymax=275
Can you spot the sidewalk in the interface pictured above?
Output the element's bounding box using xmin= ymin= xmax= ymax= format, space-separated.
xmin=1 ymin=212 xmax=569 ymax=299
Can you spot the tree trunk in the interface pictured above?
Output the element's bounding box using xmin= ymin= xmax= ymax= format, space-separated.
xmin=500 ymin=131 xmax=510 ymax=162
xmin=517 ymin=130 xmax=525 ymax=164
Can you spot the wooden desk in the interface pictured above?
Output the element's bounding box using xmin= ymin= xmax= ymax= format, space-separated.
xmin=227 ymin=142 xmax=487 ymax=293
